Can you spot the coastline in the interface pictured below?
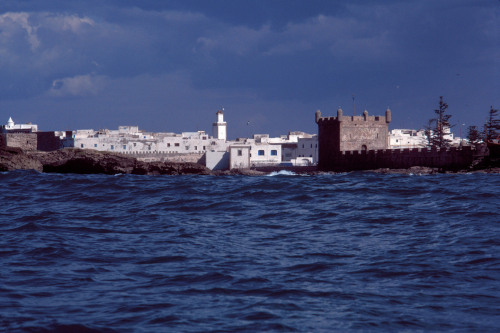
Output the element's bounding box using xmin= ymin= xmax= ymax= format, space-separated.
xmin=1 ymin=147 xmax=499 ymax=175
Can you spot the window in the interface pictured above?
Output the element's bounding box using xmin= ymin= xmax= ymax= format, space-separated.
xmin=148 ymin=146 xmax=151 ymax=150
xmin=185 ymin=146 xmax=189 ymax=150
xmin=194 ymin=146 xmax=197 ymax=150
xmin=94 ymin=144 xmax=97 ymax=148
xmin=258 ymin=150 xmax=265 ymax=156
xmin=302 ymin=144 xmax=304 ymax=148
xmin=238 ymin=149 xmax=242 ymax=156
xmin=81 ymin=144 xmax=84 ymax=148
xmin=167 ymin=143 xmax=170 ymax=147
xmin=174 ymin=143 xmax=179 ymax=147
xmin=134 ymin=143 xmax=137 ymax=147
xmin=203 ymin=146 xmax=206 ymax=150
xmin=310 ymin=144 xmax=313 ymax=148
xmin=271 ymin=150 xmax=277 ymax=156
xmin=203 ymin=136 xmax=207 ymax=140
xmin=111 ymin=145 xmax=114 ymax=150
xmin=123 ymin=145 xmax=126 ymax=150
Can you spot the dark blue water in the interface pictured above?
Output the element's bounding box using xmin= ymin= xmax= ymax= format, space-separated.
xmin=1 ymin=170 xmax=499 ymax=332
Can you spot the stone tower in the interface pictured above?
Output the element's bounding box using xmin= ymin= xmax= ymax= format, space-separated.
xmin=315 ymin=108 xmax=391 ymax=169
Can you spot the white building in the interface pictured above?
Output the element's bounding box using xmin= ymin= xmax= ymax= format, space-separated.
xmin=389 ymin=128 xmax=464 ymax=149
xmin=229 ymin=144 xmax=251 ymax=169
xmin=1 ymin=117 xmax=38 ymax=133
xmin=389 ymin=129 xmax=427 ymax=149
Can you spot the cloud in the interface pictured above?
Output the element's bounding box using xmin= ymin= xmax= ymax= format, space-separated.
xmin=0 ymin=12 xmax=40 ymax=51
xmin=0 ymin=1 xmax=498 ymax=134
xmin=48 ymin=74 xmax=107 ymax=97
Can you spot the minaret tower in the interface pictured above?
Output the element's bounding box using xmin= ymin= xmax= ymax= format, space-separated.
xmin=6 ymin=117 xmax=14 ymax=129
xmin=213 ymin=107 xmax=227 ymax=141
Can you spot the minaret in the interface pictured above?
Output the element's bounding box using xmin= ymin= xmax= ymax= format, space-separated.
xmin=213 ymin=108 xmax=227 ymax=141
xmin=7 ymin=117 xmax=14 ymax=129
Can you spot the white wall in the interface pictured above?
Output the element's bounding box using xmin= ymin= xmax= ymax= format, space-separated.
xmin=229 ymin=145 xmax=250 ymax=169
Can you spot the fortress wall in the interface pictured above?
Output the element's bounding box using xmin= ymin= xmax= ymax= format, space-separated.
xmin=319 ymin=146 xmax=476 ymax=171
xmin=0 ymin=133 xmax=37 ymax=151
xmin=127 ymin=152 xmax=205 ymax=164
xmin=316 ymin=110 xmax=391 ymax=170
xmin=339 ymin=122 xmax=388 ymax=151
xmin=37 ymin=132 xmax=64 ymax=151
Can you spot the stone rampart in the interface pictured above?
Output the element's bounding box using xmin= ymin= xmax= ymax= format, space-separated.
xmin=319 ymin=146 xmax=478 ymax=171
xmin=36 ymin=132 xmax=64 ymax=151
xmin=0 ymin=133 xmax=37 ymax=151
xmin=127 ymin=152 xmax=205 ymax=164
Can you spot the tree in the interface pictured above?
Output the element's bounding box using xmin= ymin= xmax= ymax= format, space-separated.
xmin=423 ymin=119 xmax=435 ymax=147
xmin=466 ymin=125 xmax=481 ymax=144
xmin=485 ymin=106 xmax=500 ymax=142
xmin=430 ymin=96 xmax=452 ymax=148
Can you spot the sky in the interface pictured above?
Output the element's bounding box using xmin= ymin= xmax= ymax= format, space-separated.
xmin=0 ymin=0 xmax=498 ymax=139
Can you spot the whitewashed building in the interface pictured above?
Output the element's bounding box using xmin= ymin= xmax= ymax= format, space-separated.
xmin=63 ymin=110 xmax=230 ymax=163
xmin=1 ymin=117 xmax=38 ymax=133
xmin=389 ymin=128 xmax=463 ymax=149
xmin=389 ymin=129 xmax=427 ymax=149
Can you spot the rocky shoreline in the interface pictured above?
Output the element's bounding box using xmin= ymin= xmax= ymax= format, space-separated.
xmin=1 ymin=147 xmax=499 ymax=176
xmin=0 ymin=147 xmax=212 ymax=175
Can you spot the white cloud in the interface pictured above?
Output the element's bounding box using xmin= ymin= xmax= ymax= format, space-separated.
xmin=48 ymin=74 xmax=107 ymax=97
xmin=0 ymin=12 xmax=40 ymax=51
xmin=44 ymin=14 xmax=95 ymax=33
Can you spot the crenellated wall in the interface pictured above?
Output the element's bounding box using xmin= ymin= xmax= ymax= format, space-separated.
xmin=319 ymin=146 xmax=478 ymax=171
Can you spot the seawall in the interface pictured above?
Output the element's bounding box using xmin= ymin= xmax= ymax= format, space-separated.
xmin=319 ymin=146 xmax=486 ymax=172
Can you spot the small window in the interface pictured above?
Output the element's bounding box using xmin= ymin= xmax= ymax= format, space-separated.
xmin=185 ymin=146 xmax=189 ymax=150
xmin=203 ymin=136 xmax=207 ymax=140
xmin=194 ymin=146 xmax=197 ymax=150
xmin=203 ymin=146 xmax=206 ymax=150
xmin=94 ymin=144 xmax=97 ymax=148
xmin=238 ymin=149 xmax=242 ymax=156
xmin=258 ymin=150 xmax=265 ymax=156
xmin=148 ymin=146 xmax=151 ymax=150
xmin=123 ymin=145 xmax=126 ymax=150
xmin=271 ymin=150 xmax=277 ymax=156
xmin=111 ymin=145 xmax=114 ymax=150
xmin=144 ymin=136 xmax=146 ymax=139
xmin=302 ymin=144 xmax=304 ymax=148
xmin=174 ymin=143 xmax=179 ymax=147
xmin=167 ymin=143 xmax=171 ymax=147
xmin=310 ymin=144 xmax=313 ymax=148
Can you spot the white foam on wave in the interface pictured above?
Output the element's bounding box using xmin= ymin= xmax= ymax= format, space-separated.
xmin=266 ymin=170 xmax=298 ymax=177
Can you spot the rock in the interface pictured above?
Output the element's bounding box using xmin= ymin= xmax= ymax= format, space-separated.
xmin=370 ymin=166 xmax=439 ymax=175
xmin=0 ymin=147 xmax=43 ymax=172
xmin=2 ymin=148 xmax=213 ymax=175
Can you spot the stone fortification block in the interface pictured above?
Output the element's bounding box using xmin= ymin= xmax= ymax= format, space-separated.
xmin=1 ymin=133 xmax=37 ymax=151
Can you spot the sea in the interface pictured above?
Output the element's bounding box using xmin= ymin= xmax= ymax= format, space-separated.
xmin=1 ymin=170 xmax=499 ymax=332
